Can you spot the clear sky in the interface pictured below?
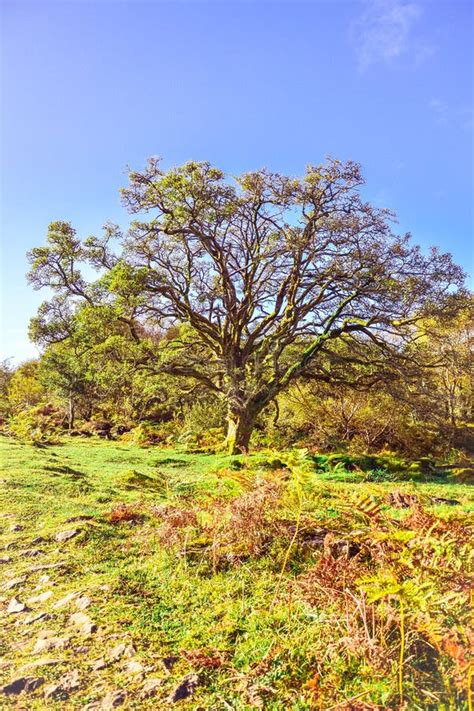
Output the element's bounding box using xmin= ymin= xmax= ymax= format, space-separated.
xmin=1 ymin=0 xmax=473 ymax=363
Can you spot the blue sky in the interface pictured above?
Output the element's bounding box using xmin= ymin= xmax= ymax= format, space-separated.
xmin=1 ymin=0 xmax=473 ymax=363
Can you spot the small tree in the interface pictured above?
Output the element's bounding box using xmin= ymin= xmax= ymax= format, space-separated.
xmin=0 ymin=359 xmax=14 ymax=419
xmin=8 ymin=361 xmax=46 ymax=412
xmin=29 ymin=297 xmax=152 ymax=427
xmin=27 ymin=158 xmax=466 ymax=453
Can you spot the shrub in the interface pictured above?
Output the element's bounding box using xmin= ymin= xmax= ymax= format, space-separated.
xmin=108 ymin=504 xmax=144 ymax=523
xmin=120 ymin=420 xmax=179 ymax=447
xmin=178 ymin=400 xmax=226 ymax=451
xmin=8 ymin=403 xmax=64 ymax=444
xmin=79 ymin=419 xmax=114 ymax=439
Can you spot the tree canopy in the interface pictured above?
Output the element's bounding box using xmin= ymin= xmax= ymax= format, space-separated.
xmin=27 ymin=158 xmax=466 ymax=452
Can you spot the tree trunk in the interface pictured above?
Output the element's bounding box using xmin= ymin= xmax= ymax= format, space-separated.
xmin=68 ymin=395 xmax=75 ymax=430
xmin=226 ymin=408 xmax=256 ymax=455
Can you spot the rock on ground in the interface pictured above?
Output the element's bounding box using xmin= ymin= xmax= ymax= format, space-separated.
xmin=55 ymin=529 xmax=80 ymax=542
xmin=42 ymin=667 xmax=81 ymax=699
xmin=30 ymin=562 xmax=67 ymax=572
xmin=122 ymin=659 xmax=144 ymax=676
xmin=58 ymin=669 xmax=81 ymax=692
xmin=141 ymin=678 xmax=163 ymax=699
xmin=23 ymin=612 xmax=51 ymax=625
xmin=1 ymin=676 xmax=44 ymax=695
xmin=21 ymin=548 xmax=44 ymax=558
xmin=54 ymin=591 xmax=80 ymax=608
xmin=33 ymin=637 xmax=70 ymax=654
xmin=27 ymin=591 xmax=52 ymax=604
xmin=4 ymin=577 xmax=27 ymax=591
xmin=109 ymin=642 xmax=135 ymax=662
xmin=7 ymin=596 xmax=28 ymax=614
xmin=69 ymin=611 xmax=93 ymax=627
xmin=75 ymin=595 xmax=91 ymax=610
xmin=91 ymin=658 xmax=107 ymax=671
xmin=101 ymin=689 xmax=127 ymax=708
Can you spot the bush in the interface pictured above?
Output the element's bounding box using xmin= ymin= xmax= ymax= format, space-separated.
xmin=178 ymin=400 xmax=226 ymax=450
xmin=271 ymin=384 xmax=457 ymax=458
xmin=121 ymin=420 xmax=180 ymax=447
xmin=79 ymin=419 xmax=114 ymax=438
xmin=8 ymin=403 xmax=64 ymax=444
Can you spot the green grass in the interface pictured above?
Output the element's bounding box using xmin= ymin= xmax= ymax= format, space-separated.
xmin=0 ymin=436 xmax=472 ymax=709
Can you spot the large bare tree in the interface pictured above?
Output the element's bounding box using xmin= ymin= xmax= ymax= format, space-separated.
xmin=27 ymin=158 xmax=465 ymax=452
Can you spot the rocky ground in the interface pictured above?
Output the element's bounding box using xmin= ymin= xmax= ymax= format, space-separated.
xmin=0 ymin=518 xmax=194 ymax=708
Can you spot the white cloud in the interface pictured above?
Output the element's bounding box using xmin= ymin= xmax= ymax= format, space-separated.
xmin=352 ymin=0 xmax=425 ymax=71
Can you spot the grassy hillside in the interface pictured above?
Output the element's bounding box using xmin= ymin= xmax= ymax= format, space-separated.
xmin=0 ymin=436 xmax=472 ymax=709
